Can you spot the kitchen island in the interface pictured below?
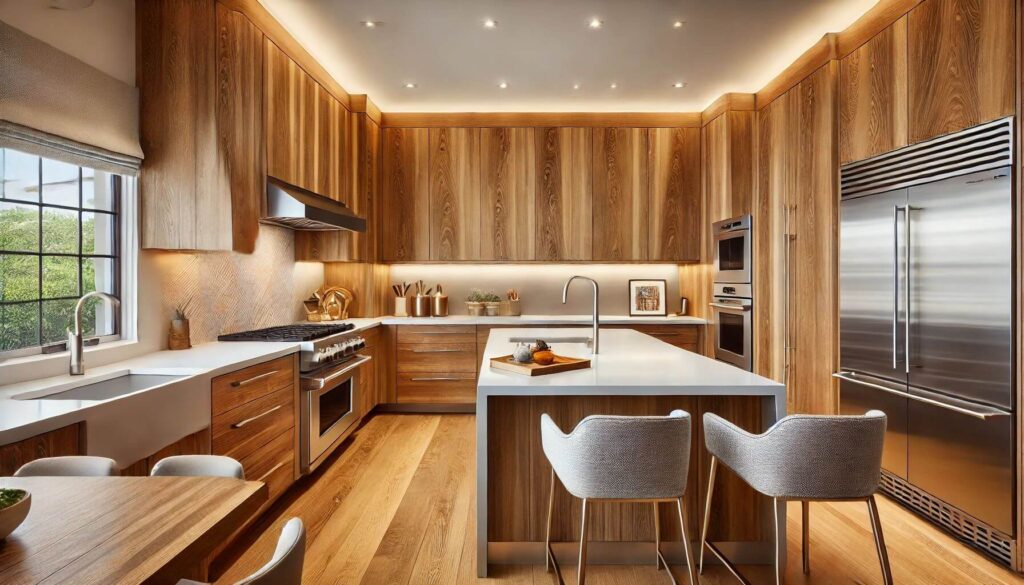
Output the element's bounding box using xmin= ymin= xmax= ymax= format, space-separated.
xmin=476 ymin=327 xmax=786 ymax=577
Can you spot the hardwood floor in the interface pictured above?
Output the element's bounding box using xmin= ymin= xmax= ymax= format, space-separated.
xmin=215 ymin=414 xmax=1024 ymax=584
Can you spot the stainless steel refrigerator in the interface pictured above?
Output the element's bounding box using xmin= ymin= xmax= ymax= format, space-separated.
xmin=837 ymin=117 xmax=1015 ymax=564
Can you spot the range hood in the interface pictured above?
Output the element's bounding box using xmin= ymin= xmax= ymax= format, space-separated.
xmin=261 ymin=176 xmax=366 ymax=232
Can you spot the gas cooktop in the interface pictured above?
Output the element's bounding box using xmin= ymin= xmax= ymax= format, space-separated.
xmin=217 ymin=323 xmax=354 ymax=342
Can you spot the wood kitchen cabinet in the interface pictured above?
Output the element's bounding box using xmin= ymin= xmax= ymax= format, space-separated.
xmin=0 ymin=423 xmax=82 ymax=476
xmin=480 ymin=127 xmax=537 ymax=261
xmin=382 ymin=127 xmax=431 ymax=261
xmin=592 ymin=127 xmax=649 ymax=261
xmin=394 ymin=325 xmax=478 ymax=405
xmin=703 ymin=111 xmax=754 ymax=223
xmin=429 ymin=128 xmax=482 ymax=260
xmin=265 ymin=38 xmax=316 ymax=193
xmin=534 ymin=127 xmax=592 ymax=261
xmin=647 ymin=127 xmax=701 ymax=262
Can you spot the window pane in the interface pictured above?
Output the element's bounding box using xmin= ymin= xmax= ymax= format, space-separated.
xmin=0 ymin=254 xmax=39 ymax=301
xmin=82 ymin=257 xmax=116 ymax=296
xmin=2 ymin=149 xmax=39 ymax=202
xmin=42 ymin=159 xmax=79 ymax=207
xmin=82 ymin=212 xmax=115 ymax=255
xmin=0 ymin=201 xmax=39 ymax=252
xmin=0 ymin=303 xmax=39 ymax=351
xmin=42 ymin=256 xmax=79 ymax=298
xmin=42 ymin=207 xmax=79 ymax=254
xmin=82 ymin=169 xmax=116 ymax=211
xmin=41 ymin=298 xmax=76 ymax=344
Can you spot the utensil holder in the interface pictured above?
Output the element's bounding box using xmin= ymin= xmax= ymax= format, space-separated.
xmin=394 ymin=297 xmax=410 ymax=317
xmin=499 ymin=299 xmax=521 ymax=316
xmin=432 ymin=295 xmax=449 ymax=317
xmin=413 ymin=295 xmax=432 ymax=317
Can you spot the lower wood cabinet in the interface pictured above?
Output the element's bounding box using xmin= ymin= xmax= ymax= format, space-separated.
xmin=121 ymin=428 xmax=211 ymax=477
xmin=0 ymin=423 xmax=83 ymax=476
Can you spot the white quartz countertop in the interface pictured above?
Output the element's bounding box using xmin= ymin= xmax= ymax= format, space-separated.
xmin=478 ymin=327 xmax=783 ymax=398
xmin=380 ymin=314 xmax=705 ymax=325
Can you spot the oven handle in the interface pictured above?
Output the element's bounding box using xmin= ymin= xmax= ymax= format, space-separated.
xmin=303 ymin=355 xmax=372 ymax=390
xmin=709 ymin=302 xmax=751 ymax=312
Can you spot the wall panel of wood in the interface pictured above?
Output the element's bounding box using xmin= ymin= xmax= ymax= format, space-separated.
xmin=480 ymin=128 xmax=537 ymax=261
xmin=322 ymin=262 xmax=391 ymax=318
xmin=592 ymin=128 xmax=649 ymax=261
xmin=382 ymin=128 xmax=430 ymax=261
xmin=534 ymin=128 xmax=593 ymax=261
xmin=839 ymin=16 xmax=908 ymax=163
xmin=648 ymin=127 xmax=701 ymax=262
xmin=429 ymin=128 xmax=481 ymax=260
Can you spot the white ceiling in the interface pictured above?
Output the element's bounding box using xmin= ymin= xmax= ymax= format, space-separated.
xmin=259 ymin=0 xmax=878 ymax=113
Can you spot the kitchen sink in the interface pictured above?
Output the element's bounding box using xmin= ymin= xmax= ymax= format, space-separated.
xmin=13 ymin=373 xmax=188 ymax=401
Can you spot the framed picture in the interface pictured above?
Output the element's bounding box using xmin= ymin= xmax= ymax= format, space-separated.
xmin=628 ymin=279 xmax=668 ymax=316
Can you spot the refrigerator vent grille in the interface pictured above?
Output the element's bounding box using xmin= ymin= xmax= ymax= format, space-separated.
xmin=841 ymin=117 xmax=1014 ymax=198
xmin=880 ymin=472 xmax=1013 ymax=566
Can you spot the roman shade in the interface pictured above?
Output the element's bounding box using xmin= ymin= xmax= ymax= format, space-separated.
xmin=0 ymin=19 xmax=143 ymax=174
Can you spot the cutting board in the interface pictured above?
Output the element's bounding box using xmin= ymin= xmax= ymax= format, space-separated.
xmin=489 ymin=354 xmax=591 ymax=376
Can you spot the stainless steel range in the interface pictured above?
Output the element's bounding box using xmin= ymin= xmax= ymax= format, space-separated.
xmin=219 ymin=323 xmax=370 ymax=474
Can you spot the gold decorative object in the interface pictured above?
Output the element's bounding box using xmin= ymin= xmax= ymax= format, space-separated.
xmin=305 ymin=286 xmax=355 ymax=321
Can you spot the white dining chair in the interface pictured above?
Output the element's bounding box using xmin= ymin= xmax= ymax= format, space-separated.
xmin=150 ymin=455 xmax=245 ymax=479
xmin=177 ymin=518 xmax=305 ymax=585
xmin=13 ymin=456 xmax=117 ymax=477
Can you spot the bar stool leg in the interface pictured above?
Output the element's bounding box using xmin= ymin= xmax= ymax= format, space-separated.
xmin=699 ymin=456 xmax=718 ymax=574
xmin=867 ymin=496 xmax=894 ymax=585
xmin=653 ymin=502 xmax=663 ymax=570
xmin=578 ymin=498 xmax=590 ymax=585
xmin=546 ymin=469 xmax=556 ymax=572
xmin=773 ymin=497 xmax=783 ymax=585
xmin=677 ymin=497 xmax=700 ymax=585
xmin=802 ymin=500 xmax=810 ymax=574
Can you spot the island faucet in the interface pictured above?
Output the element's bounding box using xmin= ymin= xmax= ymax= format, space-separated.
xmin=562 ymin=275 xmax=599 ymax=354
xmin=68 ymin=291 xmax=120 ymax=375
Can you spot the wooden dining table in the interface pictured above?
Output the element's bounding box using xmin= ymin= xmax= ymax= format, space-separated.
xmin=0 ymin=476 xmax=267 ymax=584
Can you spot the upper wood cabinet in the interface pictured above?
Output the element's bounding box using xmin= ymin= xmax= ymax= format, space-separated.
xmin=648 ymin=127 xmax=701 ymax=262
xmin=838 ymin=17 xmax=908 ymax=164
xmin=429 ymin=128 xmax=481 ymax=261
xmin=907 ymin=0 xmax=1014 ymax=144
xmin=382 ymin=128 xmax=430 ymax=261
xmin=592 ymin=128 xmax=648 ymax=261
xmin=703 ymin=111 xmax=754 ymax=224
xmin=480 ymin=128 xmax=536 ymax=261
xmin=534 ymin=128 xmax=593 ymax=261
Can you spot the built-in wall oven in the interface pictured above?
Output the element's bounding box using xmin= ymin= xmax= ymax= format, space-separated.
xmin=300 ymin=354 xmax=370 ymax=474
xmin=713 ymin=215 xmax=752 ymax=284
xmin=711 ymin=215 xmax=754 ymax=371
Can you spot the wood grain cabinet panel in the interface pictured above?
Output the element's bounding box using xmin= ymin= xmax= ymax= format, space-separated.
xmin=212 ymin=386 xmax=295 ymax=463
xmin=480 ymin=128 xmax=536 ymax=261
xmin=265 ymin=38 xmax=317 ymax=192
xmin=647 ymin=128 xmax=701 ymax=262
xmin=592 ymin=128 xmax=649 ymax=261
xmin=212 ymin=354 xmax=295 ymax=415
xmin=907 ymin=0 xmax=1014 ymax=143
xmin=534 ymin=128 xmax=592 ymax=261
xmin=703 ymin=111 xmax=754 ymax=223
xmin=382 ymin=128 xmax=430 ymax=261
xmin=839 ymin=16 xmax=908 ymax=163
xmin=0 ymin=424 xmax=82 ymax=476
xmin=429 ymin=128 xmax=481 ymax=260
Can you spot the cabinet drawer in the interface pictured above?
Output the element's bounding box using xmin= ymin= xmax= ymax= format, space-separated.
xmin=398 ymin=325 xmax=476 ymax=344
xmin=212 ymin=386 xmax=294 ymax=462
xmin=239 ymin=428 xmax=294 ymax=502
xmin=397 ymin=373 xmax=476 ymax=404
xmin=397 ymin=343 xmax=478 ymax=373
xmin=631 ymin=325 xmax=700 ymax=348
xmin=212 ymin=355 xmax=295 ymax=416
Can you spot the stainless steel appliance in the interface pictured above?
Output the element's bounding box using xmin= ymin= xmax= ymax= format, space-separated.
xmin=837 ymin=117 xmax=1015 ymax=564
xmin=218 ymin=323 xmax=370 ymax=474
xmin=711 ymin=215 xmax=754 ymax=371
xmin=261 ymin=176 xmax=367 ymax=232
xmin=712 ymin=215 xmax=752 ymax=284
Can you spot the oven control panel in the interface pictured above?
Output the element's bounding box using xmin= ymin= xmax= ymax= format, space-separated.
xmin=308 ymin=335 xmax=366 ymax=370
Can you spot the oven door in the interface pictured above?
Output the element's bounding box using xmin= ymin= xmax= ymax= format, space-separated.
xmin=301 ymin=355 xmax=370 ymax=474
xmin=710 ymin=297 xmax=752 ymax=370
xmin=713 ymin=229 xmax=751 ymax=284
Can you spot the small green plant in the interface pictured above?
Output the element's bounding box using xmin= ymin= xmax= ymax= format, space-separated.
xmin=482 ymin=291 xmax=502 ymax=303
xmin=0 ymin=489 xmax=26 ymax=511
xmin=173 ymin=300 xmax=191 ymax=321
xmin=466 ymin=289 xmax=485 ymax=302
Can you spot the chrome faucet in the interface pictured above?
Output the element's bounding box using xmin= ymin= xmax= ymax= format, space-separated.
xmin=562 ymin=275 xmax=599 ymax=354
xmin=68 ymin=291 xmax=120 ymax=375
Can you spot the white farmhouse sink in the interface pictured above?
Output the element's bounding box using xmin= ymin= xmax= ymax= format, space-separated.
xmin=12 ymin=371 xmax=189 ymax=401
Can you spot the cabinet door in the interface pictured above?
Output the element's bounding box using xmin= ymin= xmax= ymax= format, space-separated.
xmin=908 ymin=0 xmax=1014 ymax=143
xmin=480 ymin=127 xmax=536 ymax=261
xmin=648 ymin=127 xmax=700 ymax=262
xmin=593 ymin=128 xmax=648 ymax=261
xmin=839 ymin=17 xmax=908 ymax=163
xmin=312 ymin=84 xmax=333 ymax=199
xmin=382 ymin=128 xmax=430 ymax=261
xmin=429 ymin=128 xmax=481 ymax=260
xmin=264 ymin=39 xmax=315 ymax=192
xmin=704 ymin=111 xmax=754 ymax=222
xmin=534 ymin=128 xmax=592 ymax=261
xmin=0 ymin=424 xmax=82 ymax=476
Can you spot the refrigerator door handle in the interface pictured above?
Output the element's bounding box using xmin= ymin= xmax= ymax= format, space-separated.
xmin=892 ymin=205 xmax=901 ymax=370
xmin=903 ymin=205 xmax=913 ymax=374
xmin=833 ymin=372 xmax=1010 ymax=420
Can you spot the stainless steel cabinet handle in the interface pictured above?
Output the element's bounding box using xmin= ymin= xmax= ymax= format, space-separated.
xmin=410 ymin=376 xmax=464 ymax=381
xmin=231 ymin=370 xmax=279 ymax=388
xmin=256 ymin=461 xmax=288 ymax=483
xmin=411 ymin=348 xmax=463 ymax=353
xmin=903 ymin=206 xmax=913 ymax=374
xmin=892 ymin=205 xmax=900 ymax=370
xmin=649 ymin=332 xmax=680 ymax=337
xmin=832 ymin=372 xmax=1009 ymax=420
xmin=232 ymin=404 xmax=282 ymax=428
xmin=709 ymin=303 xmax=751 ymax=312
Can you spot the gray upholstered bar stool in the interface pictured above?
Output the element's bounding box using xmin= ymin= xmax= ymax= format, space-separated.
xmin=150 ymin=455 xmax=245 ymax=479
xmin=540 ymin=410 xmax=699 ymax=585
xmin=177 ymin=517 xmax=305 ymax=585
xmin=699 ymin=410 xmax=891 ymax=585
xmin=14 ymin=456 xmax=117 ymax=477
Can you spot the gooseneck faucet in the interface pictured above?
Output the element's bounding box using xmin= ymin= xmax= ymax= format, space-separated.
xmin=562 ymin=275 xmax=599 ymax=354
xmin=68 ymin=291 xmax=120 ymax=375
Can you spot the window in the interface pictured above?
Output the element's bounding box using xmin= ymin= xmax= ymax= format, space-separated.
xmin=0 ymin=148 xmax=122 ymax=354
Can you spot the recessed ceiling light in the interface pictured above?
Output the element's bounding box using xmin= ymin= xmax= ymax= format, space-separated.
xmin=673 ymin=82 xmax=686 ymax=88
xmin=573 ymin=83 xmax=580 ymax=90
xmin=483 ymin=18 xmax=498 ymax=28
xmin=673 ymin=20 xmax=684 ymax=28
xmin=610 ymin=82 xmax=618 ymax=89
xmin=362 ymin=21 xmax=380 ymax=28
xmin=498 ymin=81 xmax=508 ymax=89
xmin=588 ymin=18 xmax=603 ymax=29
xmin=404 ymin=82 xmax=417 ymax=89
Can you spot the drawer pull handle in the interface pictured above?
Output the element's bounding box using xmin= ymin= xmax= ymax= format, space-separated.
xmin=231 ymin=370 xmax=279 ymax=388
xmin=650 ymin=332 xmax=680 ymax=337
xmin=410 ymin=376 xmax=464 ymax=381
xmin=256 ymin=461 xmax=288 ymax=483
xmin=410 ymin=348 xmax=463 ymax=353
xmin=232 ymin=405 xmax=283 ymax=428
xmin=409 ymin=331 xmax=467 ymax=335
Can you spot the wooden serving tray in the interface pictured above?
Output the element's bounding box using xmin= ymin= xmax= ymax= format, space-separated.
xmin=490 ymin=354 xmax=591 ymax=376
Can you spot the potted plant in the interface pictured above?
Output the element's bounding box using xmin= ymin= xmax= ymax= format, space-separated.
xmin=482 ymin=291 xmax=502 ymax=316
xmin=465 ymin=289 xmax=485 ymax=316
xmin=0 ymin=488 xmax=30 ymax=541
xmin=168 ymin=303 xmax=191 ymax=350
